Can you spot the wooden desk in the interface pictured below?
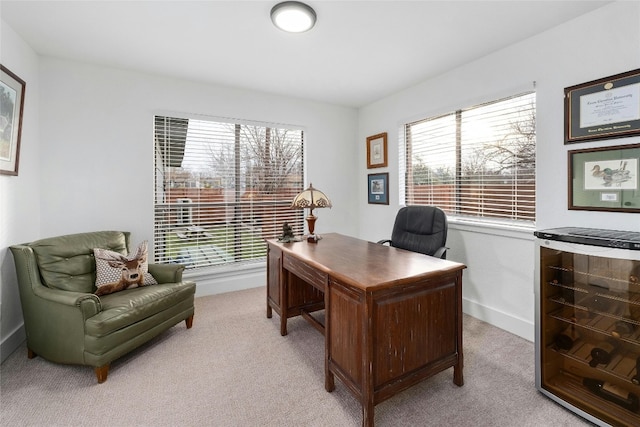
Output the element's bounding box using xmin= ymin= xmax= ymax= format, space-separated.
xmin=266 ymin=233 xmax=466 ymax=426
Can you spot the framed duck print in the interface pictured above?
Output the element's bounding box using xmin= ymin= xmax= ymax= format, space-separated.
xmin=568 ymin=143 xmax=640 ymax=212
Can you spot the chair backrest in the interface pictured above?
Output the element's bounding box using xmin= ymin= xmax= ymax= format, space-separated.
xmin=27 ymin=231 xmax=130 ymax=293
xmin=390 ymin=206 xmax=448 ymax=257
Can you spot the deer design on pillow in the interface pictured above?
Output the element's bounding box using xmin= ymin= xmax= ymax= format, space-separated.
xmin=94 ymin=244 xmax=147 ymax=296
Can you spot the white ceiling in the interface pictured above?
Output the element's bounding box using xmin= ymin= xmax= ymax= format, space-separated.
xmin=1 ymin=0 xmax=611 ymax=108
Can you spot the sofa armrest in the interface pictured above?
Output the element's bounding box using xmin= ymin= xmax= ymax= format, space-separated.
xmin=148 ymin=263 xmax=185 ymax=283
xmin=33 ymin=286 xmax=102 ymax=318
xmin=10 ymin=244 xmax=104 ymax=363
xmin=10 ymin=245 xmax=103 ymax=319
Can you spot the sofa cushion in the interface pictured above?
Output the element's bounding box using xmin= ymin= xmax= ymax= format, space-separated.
xmin=85 ymin=282 xmax=195 ymax=337
xmin=94 ymin=241 xmax=157 ymax=296
xmin=30 ymin=231 xmax=130 ymax=293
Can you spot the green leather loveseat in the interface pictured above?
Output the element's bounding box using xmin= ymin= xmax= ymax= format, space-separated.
xmin=9 ymin=230 xmax=196 ymax=383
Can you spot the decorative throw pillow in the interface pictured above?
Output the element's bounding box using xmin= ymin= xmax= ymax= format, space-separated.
xmin=94 ymin=241 xmax=158 ymax=296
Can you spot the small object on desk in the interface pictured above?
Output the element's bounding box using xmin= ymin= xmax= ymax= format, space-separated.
xmin=277 ymin=222 xmax=300 ymax=243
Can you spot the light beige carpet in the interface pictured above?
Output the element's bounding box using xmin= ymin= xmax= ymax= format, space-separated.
xmin=1 ymin=286 xmax=591 ymax=426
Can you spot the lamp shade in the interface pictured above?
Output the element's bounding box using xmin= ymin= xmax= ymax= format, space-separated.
xmin=290 ymin=183 xmax=332 ymax=210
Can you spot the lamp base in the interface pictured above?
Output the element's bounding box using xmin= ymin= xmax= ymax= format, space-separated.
xmin=305 ymin=212 xmax=319 ymax=243
xmin=306 ymin=234 xmax=322 ymax=243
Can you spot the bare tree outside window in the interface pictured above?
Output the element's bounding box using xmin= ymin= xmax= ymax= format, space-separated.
xmin=406 ymin=92 xmax=536 ymax=224
xmin=153 ymin=116 xmax=304 ymax=269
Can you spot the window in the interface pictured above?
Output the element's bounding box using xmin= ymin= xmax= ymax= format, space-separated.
xmin=153 ymin=115 xmax=304 ymax=269
xmin=403 ymin=92 xmax=536 ymax=225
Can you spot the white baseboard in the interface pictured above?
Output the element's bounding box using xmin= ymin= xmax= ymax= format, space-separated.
xmin=187 ymin=265 xmax=265 ymax=298
xmin=1 ymin=324 xmax=25 ymax=363
xmin=462 ymin=297 xmax=534 ymax=342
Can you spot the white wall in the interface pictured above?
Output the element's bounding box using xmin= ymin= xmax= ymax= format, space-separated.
xmin=36 ymin=58 xmax=358 ymax=296
xmin=0 ymin=21 xmax=41 ymax=360
xmin=0 ymin=44 xmax=358 ymax=360
xmin=38 ymin=58 xmax=358 ymax=241
xmin=357 ymin=1 xmax=640 ymax=341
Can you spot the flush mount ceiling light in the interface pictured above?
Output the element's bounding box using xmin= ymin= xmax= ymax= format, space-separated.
xmin=270 ymin=1 xmax=317 ymax=33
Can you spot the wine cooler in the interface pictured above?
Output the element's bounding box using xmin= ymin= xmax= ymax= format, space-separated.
xmin=535 ymin=227 xmax=640 ymax=426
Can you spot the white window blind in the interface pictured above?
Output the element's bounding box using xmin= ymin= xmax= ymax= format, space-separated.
xmin=153 ymin=115 xmax=304 ymax=269
xmin=405 ymin=92 xmax=536 ymax=225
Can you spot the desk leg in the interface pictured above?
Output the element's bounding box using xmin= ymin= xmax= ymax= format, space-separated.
xmin=454 ymin=274 xmax=464 ymax=386
xmin=324 ymin=279 xmax=334 ymax=392
xmin=325 ymin=371 xmax=335 ymax=392
xmin=362 ymin=402 xmax=374 ymax=427
xmin=454 ymin=358 xmax=464 ymax=386
xmin=279 ymin=268 xmax=288 ymax=336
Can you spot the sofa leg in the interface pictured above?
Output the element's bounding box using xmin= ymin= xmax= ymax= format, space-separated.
xmin=95 ymin=365 xmax=110 ymax=383
xmin=27 ymin=348 xmax=37 ymax=359
xmin=185 ymin=314 xmax=194 ymax=329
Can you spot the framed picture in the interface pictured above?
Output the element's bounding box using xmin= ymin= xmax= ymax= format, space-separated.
xmin=568 ymin=143 xmax=640 ymax=213
xmin=0 ymin=65 xmax=26 ymax=176
xmin=368 ymin=173 xmax=389 ymax=205
xmin=366 ymin=132 xmax=387 ymax=168
xmin=564 ymin=68 xmax=640 ymax=144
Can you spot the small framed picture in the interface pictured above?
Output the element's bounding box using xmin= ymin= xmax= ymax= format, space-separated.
xmin=368 ymin=173 xmax=389 ymax=205
xmin=0 ymin=65 xmax=26 ymax=176
xmin=366 ymin=132 xmax=387 ymax=169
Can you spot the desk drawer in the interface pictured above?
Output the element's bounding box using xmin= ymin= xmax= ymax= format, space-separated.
xmin=283 ymin=255 xmax=327 ymax=291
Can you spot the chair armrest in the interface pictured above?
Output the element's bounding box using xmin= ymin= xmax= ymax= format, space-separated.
xmin=433 ymin=246 xmax=448 ymax=260
xmin=148 ymin=263 xmax=185 ymax=283
xmin=377 ymin=239 xmax=391 ymax=245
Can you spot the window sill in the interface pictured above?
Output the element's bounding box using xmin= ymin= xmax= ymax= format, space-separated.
xmin=182 ymin=260 xmax=265 ymax=282
xmin=448 ymin=217 xmax=536 ymax=241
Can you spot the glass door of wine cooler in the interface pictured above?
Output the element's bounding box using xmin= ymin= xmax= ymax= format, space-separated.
xmin=536 ymin=238 xmax=640 ymax=426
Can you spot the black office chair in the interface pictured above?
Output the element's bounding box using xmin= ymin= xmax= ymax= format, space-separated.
xmin=378 ymin=206 xmax=449 ymax=259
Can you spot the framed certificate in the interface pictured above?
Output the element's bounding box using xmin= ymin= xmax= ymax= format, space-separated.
xmin=564 ymin=69 xmax=640 ymax=144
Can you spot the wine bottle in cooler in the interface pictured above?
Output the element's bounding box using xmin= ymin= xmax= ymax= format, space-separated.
xmin=583 ymin=377 xmax=639 ymax=412
xmin=589 ymin=340 xmax=619 ymax=367
xmin=632 ymin=356 xmax=640 ymax=385
xmin=555 ymin=325 xmax=580 ymax=350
